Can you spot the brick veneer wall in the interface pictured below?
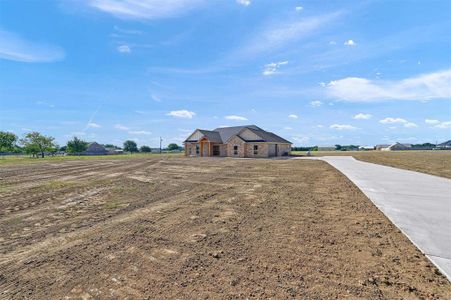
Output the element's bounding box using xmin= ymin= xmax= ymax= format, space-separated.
xmin=245 ymin=143 xmax=269 ymax=158
xmin=227 ymin=136 xmax=245 ymax=158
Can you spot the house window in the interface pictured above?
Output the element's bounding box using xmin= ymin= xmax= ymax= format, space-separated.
xmin=233 ymin=145 xmax=238 ymax=155
xmin=196 ymin=144 xmax=200 ymax=155
xmin=253 ymin=145 xmax=258 ymax=155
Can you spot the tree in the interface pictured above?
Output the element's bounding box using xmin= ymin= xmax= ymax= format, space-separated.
xmin=0 ymin=131 xmax=17 ymax=153
xmin=167 ymin=143 xmax=181 ymax=151
xmin=66 ymin=137 xmax=88 ymax=155
xmin=140 ymin=145 xmax=152 ymax=153
xmin=123 ymin=140 xmax=138 ymax=153
xmin=20 ymin=131 xmax=56 ymax=158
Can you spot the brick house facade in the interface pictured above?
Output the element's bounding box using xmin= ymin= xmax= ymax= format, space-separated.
xmin=184 ymin=125 xmax=291 ymax=158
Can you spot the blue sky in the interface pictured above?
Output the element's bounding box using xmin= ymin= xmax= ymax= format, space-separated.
xmin=0 ymin=0 xmax=450 ymax=147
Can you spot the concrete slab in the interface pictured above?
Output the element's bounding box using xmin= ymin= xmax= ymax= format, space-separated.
xmin=296 ymin=156 xmax=451 ymax=281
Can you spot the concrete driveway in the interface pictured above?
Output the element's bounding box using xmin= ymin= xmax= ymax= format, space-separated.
xmin=297 ymin=156 xmax=451 ymax=281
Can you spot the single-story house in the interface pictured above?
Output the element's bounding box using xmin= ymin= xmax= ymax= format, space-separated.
xmin=184 ymin=125 xmax=292 ymax=158
xmin=436 ymin=140 xmax=451 ymax=150
xmin=381 ymin=142 xmax=412 ymax=151
xmin=84 ymin=142 xmax=107 ymax=155
xmin=375 ymin=144 xmax=390 ymax=150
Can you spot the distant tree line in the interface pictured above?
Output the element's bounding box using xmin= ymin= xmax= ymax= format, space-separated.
xmin=0 ymin=130 xmax=183 ymax=158
xmin=335 ymin=144 xmax=360 ymax=151
xmin=291 ymin=146 xmax=318 ymax=151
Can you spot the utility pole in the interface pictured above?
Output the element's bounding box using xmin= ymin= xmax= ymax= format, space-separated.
xmin=159 ymin=137 xmax=162 ymax=154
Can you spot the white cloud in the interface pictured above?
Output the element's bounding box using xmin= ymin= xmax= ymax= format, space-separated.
xmin=167 ymin=110 xmax=196 ymax=119
xmin=88 ymin=0 xmax=205 ymax=20
xmin=236 ymin=0 xmax=251 ymax=6
xmin=310 ymin=100 xmax=322 ymax=107
xmin=353 ymin=113 xmax=372 ymax=120
xmin=404 ymin=122 xmax=418 ymax=128
xmin=288 ymin=114 xmax=299 ymax=119
xmin=239 ymin=11 xmax=342 ymax=57
xmin=128 ymin=130 xmax=152 ymax=135
xmin=425 ymin=119 xmax=440 ymax=125
xmin=330 ymin=124 xmax=357 ymax=130
xmin=151 ymin=94 xmax=161 ymax=102
xmin=435 ymin=121 xmax=451 ymax=129
xmin=225 ymin=115 xmax=248 ymax=121
xmin=344 ymin=39 xmax=356 ymax=46
xmin=379 ymin=117 xmax=408 ymax=124
xmin=284 ymin=126 xmax=293 ymax=130
xmin=36 ymin=101 xmax=55 ymax=108
xmin=326 ymin=69 xmax=451 ymax=102
xmin=380 ymin=118 xmax=418 ymax=128
xmin=115 ymin=124 xmax=129 ymax=130
xmin=87 ymin=122 xmax=101 ymax=128
xmin=0 ymin=29 xmax=64 ymax=62
xmin=262 ymin=61 xmax=288 ymax=76
xmin=295 ymin=6 xmax=303 ymax=11
xmin=117 ymin=44 xmax=131 ymax=53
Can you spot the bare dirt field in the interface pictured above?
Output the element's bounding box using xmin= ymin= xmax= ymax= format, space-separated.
xmin=294 ymin=150 xmax=451 ymax=179
xmin=1 ymin=156 xmax=450 ymax=299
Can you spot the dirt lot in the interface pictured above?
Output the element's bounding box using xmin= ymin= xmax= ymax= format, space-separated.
xmin=1 ymin=156 xmax=450 ymax=299
xmin=294 ymin=150 xmax=451 ymax=179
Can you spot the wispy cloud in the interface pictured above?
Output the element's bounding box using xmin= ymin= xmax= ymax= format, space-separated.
xmin=117 ymin=44 xmax=131 ymax=53
xmin=236 ymin=0 xmax=251 ymax=6
xmin=295 ymin=6 xmax=303 ymax=12
xmin=225 ymin=115 xmax=248 ymax=121
xmin=237 ymin=11 xmax=342 ymax=58
xmin=330 ymin=124 xmax=357 ymax=130
xmin=288 ymin=114 xmax=299 ymax=119
xmin=128 ymin=130 xmax=152 ymax=135
xmin=379 ymin=117 xmax=418 ymax=128
xmin=114 ymin=124 xmax=129 ymax=130
xmin=88 ymin=0 xmax=206 ymax=20
xmin=36 ymin=101 xmax=55 ymax=108
xmin=353 ymin=113 xmax=372 ymax=120
xmin=87 ymin=122 xmax=101 ymax=128
xmin=435 ymin=121 xmax=451 ymax=129
xmin=262 ymin=61 xmax=288 ymax=76
xmin=425 ymin=119 xmax=440 ymax=125
xmin=326 ymin=69 xmax=451 ymax=102
xmin=0 ymin=29 xmax=64 ymax=62
xmin=310 ymin=100 xmax=322 ymax=107
xmin=167 ymin=110 xmax=196 ymax=119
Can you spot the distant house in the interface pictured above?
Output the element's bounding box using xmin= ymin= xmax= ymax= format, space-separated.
xmin=375 ymin=144 xmax=390 ymax=150
xmin=381 ymin=142 xmax=412 ymax=151
xmin=184 ymin=125 xmax=291 ymax=158
xmin=84 ymin=142 xmax=107 ymax=155
xmin=436 ymin=140 xmax=451 ymax=150
xmin=359 ymin=146 xmax=374 ymax=151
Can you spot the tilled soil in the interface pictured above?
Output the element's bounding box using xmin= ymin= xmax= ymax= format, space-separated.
xmin=0 ymin=156 xmax=450 ymax=299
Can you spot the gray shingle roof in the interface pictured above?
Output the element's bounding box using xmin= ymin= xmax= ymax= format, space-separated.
xmin=185 ymin=125 xmax=291 ymax=144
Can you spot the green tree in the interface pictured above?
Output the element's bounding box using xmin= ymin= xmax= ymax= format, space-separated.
xmin=0 ymin=131 xmax=18 ymax=152
xmin=123 ymin=140 xmax=138 ymax=153
xmin=66 ymin=137 xmax=88 ymax=155
xmin=167 ymin=143 xmax=180 ymax=151
xmin=140 ymin=145 xmax=152 ymax=153
xmin=20 ymin=131 xmax=56 ymax=158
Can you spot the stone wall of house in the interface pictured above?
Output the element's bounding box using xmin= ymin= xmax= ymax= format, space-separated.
xmin=227 ymin=136 xmax=245 ymax=158
xmin=185 ymin=143 xmax=199 ymax=156
xmin=245 ymin=143 xmax=269 ymax=158
xmin=219 ymin=144 xmax=227 ymax=157
xmin=278 ymin=143 xmax=291 ymax=156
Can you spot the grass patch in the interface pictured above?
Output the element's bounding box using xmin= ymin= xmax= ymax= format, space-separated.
xmin=0 ymin=153 xmax=183 ymax=166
